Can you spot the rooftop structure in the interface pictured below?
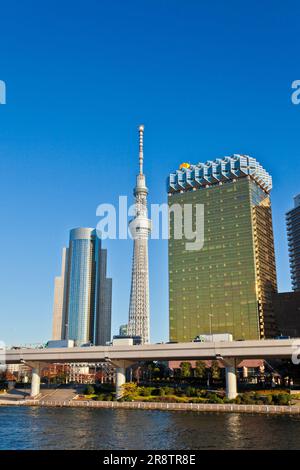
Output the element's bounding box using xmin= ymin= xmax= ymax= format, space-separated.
xmin=168 ymin=155 xmax=272 ymax=194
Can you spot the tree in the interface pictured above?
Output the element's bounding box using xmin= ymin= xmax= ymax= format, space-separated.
xmin=180 ymin=362 xmax=192 ymax=378
xmin=195 ymin=360 xmax=206 ymax=379
xmin=211 ymin=360 xmax=221 ymax=380
xmin=57 ymin=373 xmax=67 ymax=384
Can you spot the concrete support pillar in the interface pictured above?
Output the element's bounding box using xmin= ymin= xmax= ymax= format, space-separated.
xmin=224 ymin=358 xmax=237 ymax=400
xmin=111 ymin=360 xmax=133 ymax=400
xmin=31 ymin=366 xmax=41 ymax=397
xmin=25 ymin=362 xmax=45 ymax=398
xmin=115 ymin=366 xmax=126 ymax=400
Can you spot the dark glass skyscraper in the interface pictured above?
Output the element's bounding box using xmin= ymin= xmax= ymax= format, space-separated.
xmin=286 ymin=194 xmax=300 ymax=291
xmin=167 ymin=155 xmax=277 ymax=342
xmin=52 ymin=228 xmax=112 ymax=346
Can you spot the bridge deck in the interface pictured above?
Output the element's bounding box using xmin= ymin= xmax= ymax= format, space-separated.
xmin=3 ymin=339 xmax=300 ymax=364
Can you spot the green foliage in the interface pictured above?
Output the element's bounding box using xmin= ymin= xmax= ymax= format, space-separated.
xmin=223 ymin=398 xmax=236 ymax=404
xmin=123 ymin=396 xmax=134 ymax=402
xmin=95 ymin=393 xmax=105 ymax=401
xmin=143 ymin=395 xmax=189 ymax=403
xmin=84 ymin=385 xmax=95 ymax=395
xmin=210 ymin=361 xmax=221 ymax=380
xmin=264 ymin=395 xmax=273 ymax=405
xmin=205 ymin=392 xmax=224 ymax=404
xmin=185 ymin=386 xmax=197 ymax=397
xmin=180 ymin=362 xmax=192 ymax=378
xmin=163 ymin=386 xmax=174 ymax=395
xmin=234 ymin=392 xmax=291 ymax=406
xmin=273 ymin=394 xmax=291 ymax=406
xmin=138 ymin=387 xmax=151 ymax=397
xmin=104 ymin=394 xmax=113 ymax=401
xmin=145 ymin=361 xmax=167 ymax=379
xmin=194 ymin=361 xmax=206 ymax=379
xmin=240 ymin=393 xmax=256 ymax=405
xmin=189 ymin=397 xmax=209 ymax=403
xmin=121 ymin=382 xmax=138 ymax=399
xmin=93 ymin=392 xmax=113 ymax=401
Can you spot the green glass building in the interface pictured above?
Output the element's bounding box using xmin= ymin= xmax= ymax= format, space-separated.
xmin=168 ymin=155 xmax=277 ymax=342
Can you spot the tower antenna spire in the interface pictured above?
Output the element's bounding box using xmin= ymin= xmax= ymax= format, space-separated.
xmin=139 ymin=124 xmax=144 ymax=175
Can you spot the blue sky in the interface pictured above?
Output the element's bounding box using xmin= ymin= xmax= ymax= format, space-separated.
xmin=0 ymin=0 xmax=300 ymax=345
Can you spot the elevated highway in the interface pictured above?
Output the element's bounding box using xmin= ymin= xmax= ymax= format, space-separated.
xmin=3 ymin=339 xmax=300 ymax=399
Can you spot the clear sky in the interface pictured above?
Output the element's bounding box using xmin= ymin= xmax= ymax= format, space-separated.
xmin=0 ymin=0 xmax=300 ymax=346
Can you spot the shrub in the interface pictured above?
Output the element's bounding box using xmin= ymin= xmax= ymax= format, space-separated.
xmin=123 ymin=395 xmax=134 ymax=402
xmin=151 ymin=396 xmax=189 ymax=403
xmin=263 ymin=395 xmax=273 ymax=405
xmin=189 ymin=397 xmax=208 ymax=403
xmin=206 ymin=392 xmax=218 ymax=401
xmin=253 ymin=392 xmax=270 ymax=405
xmin=95 ymin=393 xmax=105 ymax=401
xmin=138 ymin=387 xmax=151 ymax=397
xmin=210 ymin=396 xmax=223 ymax=404
xmin=163 ymin=386 xmax=174 ymax=395
xmin=223 ymin=398 xmax=235 ymax=404
xmin=273 ymin=394 xmax=291 ymax=406
xmin=85 ymin=385 xmax=95 ymax=395
xmin=174 ymin=388 xmax=185 ymax=397
xmin=241 ymin=397 xmax=255 ymax=405
xmin=121 ymin=382 xmax=138 ymax=399
xmin=103 ymin=394 xmax=112 ymax=401
xmin=239 ymin=393 xmax=256 ymax=405
xmin=185 ymin=386 xmax=196 ymax=397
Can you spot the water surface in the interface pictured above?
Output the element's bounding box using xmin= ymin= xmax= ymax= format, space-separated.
xmin=1 ymin=407 xmax=299 ymax=450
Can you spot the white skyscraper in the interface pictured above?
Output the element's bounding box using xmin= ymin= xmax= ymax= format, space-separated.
xmin=127 ymin=125 xmax=151 ymax=343
xmin=52 ymin=247 xmax=69 ymax=340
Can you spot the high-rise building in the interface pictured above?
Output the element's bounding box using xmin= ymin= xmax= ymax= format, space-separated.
xmin=127 ymin=125 xmax=151 ymax=344
xmin=167 ymin=155 xmax=277 ymax=342
xmin=272 ymin=291 xmax=300 ymax=338
xmin=52 ymin=247 xmax=69 ymax=340
xmin=286 ymin=194 xmax=300 ymax=291
xmin=94 ymin=244 xmax=112 ymax=346
xmin=52 ymin=228 xmax=112 ymax=346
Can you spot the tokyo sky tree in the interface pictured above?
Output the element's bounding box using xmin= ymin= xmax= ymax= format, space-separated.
xmin=127 ymin=125 xmax=151 ymax=344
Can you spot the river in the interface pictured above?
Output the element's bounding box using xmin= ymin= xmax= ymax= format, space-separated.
xmin=1 ymin=407 xmax=300 ymax=450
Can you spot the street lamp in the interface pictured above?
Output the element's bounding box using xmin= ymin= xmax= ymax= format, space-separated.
xmin=208 ymin=314 xmax=213 ymax=335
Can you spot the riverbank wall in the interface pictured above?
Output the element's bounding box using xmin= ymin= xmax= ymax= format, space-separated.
xmin=1 ymin=398 xmax=300 ymax=414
